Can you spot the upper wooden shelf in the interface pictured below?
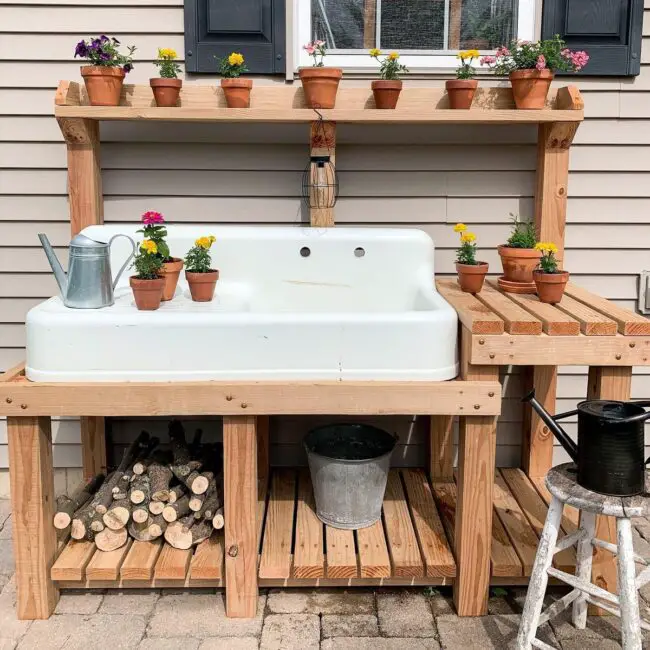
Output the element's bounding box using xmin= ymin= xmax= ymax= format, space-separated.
xmin=55 ymin=81 xmax=584 ymax=125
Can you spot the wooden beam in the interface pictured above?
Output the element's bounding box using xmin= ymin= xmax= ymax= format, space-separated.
xmin=436 ymin=280 xmax=505 ymax=335
xmin=309 ymin=120 xmax=336 ymax=227
xmin=256 ymin=415 xmax=270 ymax=490
xmin=8 ymin=416 xmax=59 ymax=618
xmin=448 ymin=0 xmax=463 ymax=49
xmin=429 ymin=415 xmax=454 ymax=482
xmin=0 ymin=362 xmax=25 ymax=382
xmin=223 ymin=415 xmax=258 ymax=617
xmin=362 ymin=0 xmax=377 ymax=48
xmin=79 ymin=416 xmax=107 ymax=481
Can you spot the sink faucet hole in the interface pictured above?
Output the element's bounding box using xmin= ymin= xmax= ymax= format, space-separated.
xmin=300 ymin=246 xmax=311 ymax=258
xmin=354 ymin=247 xmax=365 ymax=258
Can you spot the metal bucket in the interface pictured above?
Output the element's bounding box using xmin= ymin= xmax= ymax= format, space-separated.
xmin=304 ymin=423 xmax=397 ymax=530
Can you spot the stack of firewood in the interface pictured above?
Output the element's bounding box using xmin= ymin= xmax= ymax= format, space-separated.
xmin=53 ymin=421 xmax=224 ymax=551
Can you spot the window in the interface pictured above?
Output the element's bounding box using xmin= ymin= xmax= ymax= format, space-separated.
xmin=296 ymin=0 xmax=537 ymax=69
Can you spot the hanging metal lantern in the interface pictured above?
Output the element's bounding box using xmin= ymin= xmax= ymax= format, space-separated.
xmin=302 ymin=154 xmax=339 ymax=209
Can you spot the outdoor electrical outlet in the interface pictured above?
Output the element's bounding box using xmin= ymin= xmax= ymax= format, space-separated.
xmin=638 ymin=272 xmax=650 ymax=315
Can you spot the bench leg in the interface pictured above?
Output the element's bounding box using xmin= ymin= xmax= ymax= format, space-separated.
xmin=572 ymin=510 xmax=596 ymax=628
xmin=7 ymin=416 xmax=59 ymax=619
xmin=617 ymin=517 xmax=642 ymax=650
xmin=223 ymin=415 xmax=258 ymax=618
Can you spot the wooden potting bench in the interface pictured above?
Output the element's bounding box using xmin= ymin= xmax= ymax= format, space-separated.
xmin=1 ymin=81 xmax=594 ymax=620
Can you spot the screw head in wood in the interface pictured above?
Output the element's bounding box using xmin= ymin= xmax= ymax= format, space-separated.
xmin=20 ymin=404 xmax=27 ymax=409
xmin=630 ymin=342 xmax=636 ymax=348
xmin=226 ymin=395 xmax=233 ymax=401
xmin=228 ymin=545 xmax=238 ymax=557
xmin=488 ymin=392 xmax=495 ymax=397
xmin=5 ymin=398 xmax=11 ymax=404
xmin=474 ymin=404 xmax=480 ymax=410
xmin=615 ymin=354 xmax=622 ymax=360
xmin=479 ymin=339 xmax=485 ymax=345
xmin=489 ymin=353 xmax=495 ymax=359
xmin=241 ymin=403 xmax=248 ymax=409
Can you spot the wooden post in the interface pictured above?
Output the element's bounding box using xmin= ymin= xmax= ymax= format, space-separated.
xmin=256 ymin=415 xmax=270 ymax=490
xmin=586 ymin=366 xmax=632 ymax=615
xmin=79 ymin=416 xmax=107 ymax=480
xmin=223 ymin=415 xmax=258 ymax=617
xmin=454 ymin=327 xmax=499 ymax=616
xmin=7 ymin=416 xmax=59 ymax=619
xmin=309 ymin=120 xmax=336 ymax=227
xmin=429 ymin=415 xmax=454 ymax=482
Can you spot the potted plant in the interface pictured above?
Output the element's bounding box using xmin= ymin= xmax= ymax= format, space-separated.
xmin=185 ymin=236 xmax=219 ymax=302
xmin=217 ymin=52 xmax=251 ymax=108
xmin=137 ymin=211 xmax=182 ymax=301
xmin=299 ymin=41 xmax=343 ymax=109
xmin=74 ymin=35 xmax=136 ymax=106
xmin=534 ymin=242 xmax=568 ymax=304
xmin=446 ymin=50 xmax=479 ymax=109
xmin=369 ymin=49 xmax=408 ymax=109
xmin=480 ymin=36 xmax=589 ymax=109
xmin=130 ymin=240 xmax=164 ymax=310
xmin=151 ymin=47 xmax=182 ymax=107
xmin=454 ymin=224 xmax=488 ymax=293
xmin=497 ymin=214 xmax=541 ymax=294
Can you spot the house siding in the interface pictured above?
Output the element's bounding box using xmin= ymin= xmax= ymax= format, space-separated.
xmin=1 ymin=0 xmax=650 ymax=496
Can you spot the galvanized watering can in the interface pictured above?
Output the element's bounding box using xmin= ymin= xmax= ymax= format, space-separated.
xmin=39 ymin=232 xmax=136 ymax=309
xmin=524 ymin=389 xmax=650 ymax=496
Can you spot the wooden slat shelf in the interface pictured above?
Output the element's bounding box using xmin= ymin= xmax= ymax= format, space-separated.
xmin=54 ymin=82 xmax=584 ymax=125
xmin=52 ymin=467 xmax=570 ymax=589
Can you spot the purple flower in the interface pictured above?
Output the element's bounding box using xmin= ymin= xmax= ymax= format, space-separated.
xmin=100 ymin=34 xmax=109 ymax=42
xmin=100 ymin=51 xmax=111 ymax=61
xmin=112 ymin=37 xmax=120 ymax=45
xmin=123 ymin=62 xmax=133 ymax=73
xmin=74 ymin=40 xmax=88 ymax=58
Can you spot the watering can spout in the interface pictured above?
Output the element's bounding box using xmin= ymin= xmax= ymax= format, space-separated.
xmin=523 ymin=389 xmax=578 ymax=462
xmin=38 ymin=233 xmax=68 ymax=296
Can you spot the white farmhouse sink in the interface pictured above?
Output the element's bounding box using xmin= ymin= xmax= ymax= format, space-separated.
xmin=26 ymin=225 xmax=458 ymax=382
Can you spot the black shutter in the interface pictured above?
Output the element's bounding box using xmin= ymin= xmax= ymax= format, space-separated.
xmin=184 ymin=0 xmax=285 ymax=74
xmin=541 ymin=0 xmax=644 ymax=76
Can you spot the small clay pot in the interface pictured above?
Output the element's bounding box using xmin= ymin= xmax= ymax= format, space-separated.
xmin=221 ymin=78 xmax=253 ymax=108
xmin=534 ymin=270 xmax=570 ymax=304
xmin=130 ymin=276 xmax=164 ymax=311
xmin=150 ymin=77 xmax=182 ymax=107
xmin=509 ymin=69 xmax=554 ymax=110
xmin=446 ymin=79 xmax=478 ymax=109
xmin=371 ymin=80 xmax=403 ymax=109
xmin=186 ymin=270 xmax=219 ymax=302
xmin=160 ymin=257 xmax=184 ymax=301
xmin=456 ymin=262 xmax=489 ymax=293
xmin=81 ymin=66 xmax=125 ymax=106
xmin=497 ymin=245 xmax=542 ymax=294
xmin=299 ymin=67 xmax=343 ymax=109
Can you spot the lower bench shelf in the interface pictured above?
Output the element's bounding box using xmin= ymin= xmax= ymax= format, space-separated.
xmin=53 ymin=466 xmax=578 ymax=589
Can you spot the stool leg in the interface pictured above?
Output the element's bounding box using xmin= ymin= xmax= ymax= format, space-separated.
xmin=617 ymin=517 xmax=642 ymax=650
xmin=572 ymin=510 xmax=597 ymax=629
xmin=517 ymin=495 xmax=563 ymax=649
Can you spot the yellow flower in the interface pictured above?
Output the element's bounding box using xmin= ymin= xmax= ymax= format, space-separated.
xmin=388 ymin=52 xmax=399 ymax=60
xmin=458 ymin=49 xmax=480 ymax=60
xmin=158 ymin=47 xmax=177 ymax=60
xmin=195 ymin=236 xmax=214 ymax=250
xmin=208 ymin=235 xmax=216 ymax=243
xmin=535 ymin=242 xmax=558 ymax=254
xmin=461 ymin=232 xmax=476 ymax=244
xmin=454 ymin=223 xmax=467 ymax=233
xmin=369 ymin=48 xmax=381 ymax=57
xmin=140 ymin=239 xmax=158 ymax=255
xmin=228 ymin=52 xmax=244 ymax=66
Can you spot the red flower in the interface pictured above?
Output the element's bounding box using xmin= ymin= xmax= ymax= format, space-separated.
xmin=141 ymin=211 xmax=164 ymax=225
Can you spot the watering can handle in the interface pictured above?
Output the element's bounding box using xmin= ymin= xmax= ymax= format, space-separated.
xmin=109 ymin=234 xmax=137 ymax=290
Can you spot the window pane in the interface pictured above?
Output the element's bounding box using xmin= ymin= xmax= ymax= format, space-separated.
xmin=311 ymin=0 xmax=377 ymax=49
xmin=457 ymin=0 xmax=517 ymax=49
xmin=381 ymin=0 xmax=445 ymax=50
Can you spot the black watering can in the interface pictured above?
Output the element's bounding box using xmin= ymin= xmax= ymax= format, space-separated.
xmin=523 ymin=390 xmax=650 ymax=496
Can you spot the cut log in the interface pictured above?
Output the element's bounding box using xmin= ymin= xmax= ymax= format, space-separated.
xmin=128 ymin=517 xmax=156 ymax=543
xmin=189 ymin=493 xmax=205 ymax=513
xmin=188 ymin=471 xmax=213 ymax=496
xmin=149 ymin=501 xmax=165 ymax=515
xmin=167 ymin=485 xmax=185 ymax=504
xmin=129 ymin=474 xmax=150 ymax=505
xmin=212 ymin=507 xmax=224 ymax=530
xmin=112 ymin=488 xmax=128 ymax=501
xmin=117 ymin=467 xmax=134 ymax=492
xmin=162 ymin=494 xmax=191 ymax=523
xmin=103 ymin=498 xmax=131 ymax=531
xmin=197 ymin=489 xmax=222 ymax=520
xmin=95 ymin=526 xmax=128 ymax=552
xmin=132 ymin=434 xmax=161 ymax=475
xmin=149 ymin=462 xmax=173 ymax=502
xmin=132 ymin=506 xmax=150 ymax=524
xmin=148 ymin=514 xmax=167 ymax=539
xmin=90 ymin=517 xmax=105 ymax=533
xmin=53 ymin=473 xmax=105 ymax=530
xmin=169 ymin=420 xmax=203 ymax=480
xmin=71 ymin=509 xmax=104 ymax=541
xmin=166 ymin=518 xmax=213 ymax=550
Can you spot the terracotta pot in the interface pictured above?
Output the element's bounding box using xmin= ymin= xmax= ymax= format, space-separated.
xmin=534 ymin=270 xmax=570 ymax=304
xmin=509 ymin=69 xmax=554 ymax=110
xmin=446 ymin=79 xmax=478 ymax=110
xmin=81 ymin=66 xmax=125 ymax=106
xmin=221 ymin=78 xmax=253 ymax=108
xmin=186 ymin=270 xmax=219 ymax=302
xmin=456 ymin=262 xmax=489 ymax=293
xmin=150 ymin=78 xmax=182 ymax=107
xmin=497 ymin=245 xmax=542 ymax=294
xmin=299 ymin=67 xmax=343 ymax=109
xmin=371 ymin=80 xmax=403 ymax=109
xmin=160 ymin=257 xmax=184 ymax=301
xmin=130 ymin=276 xmax=164 ymax=311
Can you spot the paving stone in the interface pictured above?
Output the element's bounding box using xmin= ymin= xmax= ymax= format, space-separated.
xmin=139 ymin=639 xmax=200 ymax=650
xmin=19 ymin=614 xmax=146 ymax=650
xmin=0 ymin=516 xmax=12 ymax=541
xmin=322 ymin=638 xmax=440 ymax=650
xmin=0 ymin=577 xmax=32 ymax=644
xmin=199 ymin=639 xmax=259 ymax=650
xmin=259 ymin=614 xmax=319 ymax=650
xmin=148 ymin=592 xmax=265 ymax=638
xmin=377 ymin=591 xmax=436 ymax=638
xmin=0 ymin=575 xmax=8 ymax=595
xmin=322 ymin=614 xmax=379 ymax=638
xmin=634 ymin=517 xmax=650 ymax=544
xmin=266 ymin=589 xmax=374 ymax=615
xmin=436 ymin=614 xmax=558 ymax=649
xmin=425 ymin=589 xmax=454 ymax=616
xmin=55 ymin=590 xmax=104 ymax=615
xmin=0 ymin=501 xmax=10 ymax=529
xmin=551 ymin=610 xmax=650 ymax=649
xmin=0 ymin=540 xmax=15 ymax=577
xmin=100 ymin=590 xmax=159 ymax=616
xmin=0 ymin=639 xmax=16 ymax=650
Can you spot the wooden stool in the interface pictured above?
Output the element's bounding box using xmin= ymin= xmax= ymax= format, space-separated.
xmin=517 ymin=463 xmax=650 ymax=650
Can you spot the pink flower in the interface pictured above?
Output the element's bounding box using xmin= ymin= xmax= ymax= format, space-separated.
xmin=536 ymin=54 xmax=546 ymax=71
xmin=571 ymin=50 xmax=589 ymax=70
xmin=141 ymin=210 xmax=164 ymax=225
xmin=480 ymin=55 xmax=496 ymax=66
xmin=495 ymin=46 xmax=510 ymax=58
xmin=304 ymin=44 xmax=315 ymax=55
xmin=315 ymin=40 xmax=325 ymax=47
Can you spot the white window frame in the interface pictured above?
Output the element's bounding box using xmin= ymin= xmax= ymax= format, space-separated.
xmin=294 ymin=0 xmax=538 ymax=71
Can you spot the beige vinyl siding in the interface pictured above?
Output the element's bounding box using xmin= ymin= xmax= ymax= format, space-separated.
xmin=1 ymin=1 xmax=650 ymax=493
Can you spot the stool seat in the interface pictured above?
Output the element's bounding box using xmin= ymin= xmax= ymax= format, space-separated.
xmin=546 ymin=463 xmax=650 ymax=519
